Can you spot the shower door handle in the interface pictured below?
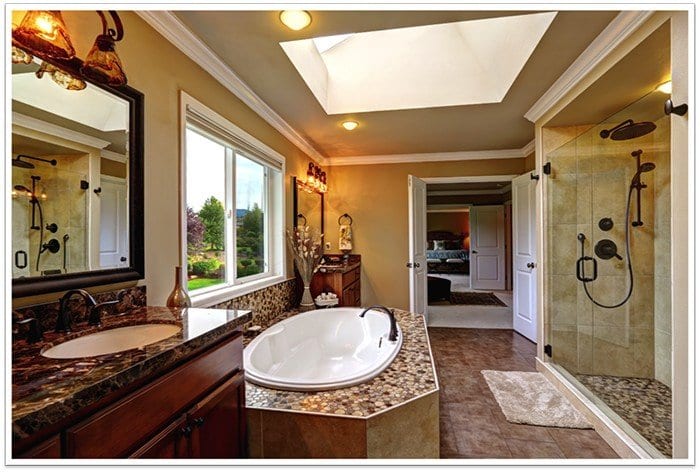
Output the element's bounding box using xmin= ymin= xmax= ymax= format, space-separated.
xmin=576 ymin=256 xmax=597 ymax=282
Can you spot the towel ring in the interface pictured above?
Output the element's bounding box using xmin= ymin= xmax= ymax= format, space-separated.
xmin=296 ymin=213 xmax=307 ymax=226
xmin=338 ymin=213 xmax=353 ymax=226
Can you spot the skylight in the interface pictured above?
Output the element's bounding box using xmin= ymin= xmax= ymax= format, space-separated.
xmin=281 ymin=12 xmax=557 ymax=114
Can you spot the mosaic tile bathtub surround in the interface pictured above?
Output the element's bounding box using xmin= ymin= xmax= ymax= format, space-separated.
xmin=12 ymin=286 xmax=147 ymax=337
xmin=577 ymin=374 xmax=672 ymax=457
xmin=245 ymin=308 xmax=438 ymax=419
xmin=211 ymin=277 xmax=297 ymax=328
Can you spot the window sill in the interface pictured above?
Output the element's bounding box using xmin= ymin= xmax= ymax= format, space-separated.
xmin=189 ymin=274 xmax=289 ymax=308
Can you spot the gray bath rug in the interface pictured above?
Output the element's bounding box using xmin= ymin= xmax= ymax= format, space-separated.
xmin=482 ymin=370 xmax=592 ymax=429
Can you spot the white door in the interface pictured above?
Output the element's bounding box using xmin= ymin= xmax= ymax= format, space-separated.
xmin=512 ymin=172 xmax=538 ymax=341
xmin=469 ymin=205 xmax=506 ymax=290
xmin=99 ymin=177 xmax=129 ymax=268
xmin=408 ymin=175 xmax=428 ymax=315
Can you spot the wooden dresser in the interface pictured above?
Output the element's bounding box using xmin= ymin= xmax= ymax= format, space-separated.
xmin=310 ymin=254 xmax=361 ymax=307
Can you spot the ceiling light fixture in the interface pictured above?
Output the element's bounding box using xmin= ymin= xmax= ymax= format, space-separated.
xmin=341 ymin=120 xmax=359 ymax=131
xmin=280 ymin=10 xmax=312 ymax=31
xmin=656 ymin=81 xmax=672 ymax=94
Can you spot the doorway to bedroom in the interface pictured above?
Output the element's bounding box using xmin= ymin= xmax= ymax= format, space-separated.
xmin=423 ymin=178 xmax=514 ymax=329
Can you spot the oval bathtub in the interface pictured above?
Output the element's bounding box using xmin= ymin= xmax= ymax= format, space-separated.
xmin=244 ymin=307 xmax=403 ymax=391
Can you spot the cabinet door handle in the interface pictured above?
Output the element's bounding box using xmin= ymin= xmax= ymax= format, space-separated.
xmin=526 ymin=262 xmax=536 ymax=269
xmin=179 ymin=425 xmax=192 ymax=437
xmin=193 ymin=417 xmax=205 ymax=427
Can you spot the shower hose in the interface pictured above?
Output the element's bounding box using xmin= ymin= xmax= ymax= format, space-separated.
xmin=580 ymin=185 xmax=635 ymax=308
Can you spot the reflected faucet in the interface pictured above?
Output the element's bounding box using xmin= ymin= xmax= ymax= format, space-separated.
xmin=56 ymin=289 xmax=97 ymax=332
xmin=359 ymin=305 xmax=399 ymax=342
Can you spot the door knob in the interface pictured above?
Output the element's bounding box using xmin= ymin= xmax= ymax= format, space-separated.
xmin=472 ymin=250 xmax=478 ymax=254
xmin=120 ymin=256 xmax=127 ymax=262
xmin=406 ymin=262 xmax=421 ymax=268
xmin=406 ymin=262 xmax=413 ymax=268
xmin=527 ymin=262 xmax=536 ymax=269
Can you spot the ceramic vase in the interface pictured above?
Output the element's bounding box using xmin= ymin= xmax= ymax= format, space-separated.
xmin=166 ymin=266 xmax=191 ymax=308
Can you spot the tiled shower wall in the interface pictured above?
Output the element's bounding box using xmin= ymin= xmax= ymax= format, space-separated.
xmin=545 ymin=121 xmax=662 ymax=379
xmin=12 ymin=155 xmax=89 ymax=277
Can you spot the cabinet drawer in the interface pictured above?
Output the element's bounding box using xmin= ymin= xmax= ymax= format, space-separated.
xmin=342 ymin=266 xmax=360 ymax=287
xmin=66 ymin=334 xmax=242 ymax=458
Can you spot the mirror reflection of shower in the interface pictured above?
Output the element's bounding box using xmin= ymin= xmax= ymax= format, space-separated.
xmin=576 ymin=119 xmax=657 ymax=309
xmin=13 ymin=174 xmax=61 ymax=272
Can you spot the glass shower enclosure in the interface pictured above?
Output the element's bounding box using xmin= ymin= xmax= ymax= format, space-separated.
xmin=544 ymin=87 xmax=672 ymax=457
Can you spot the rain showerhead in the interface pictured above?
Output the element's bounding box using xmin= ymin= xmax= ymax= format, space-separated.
xmin=600 ymin=119 xmax=657 ymax=140
xmin=11 ymin=154 xmax=57 ymax=169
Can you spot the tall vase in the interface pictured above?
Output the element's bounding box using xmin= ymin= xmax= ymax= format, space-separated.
xmin=299 ymin=285 xmax=314 ymax=312
xmin=166 ymin=266 xmax=191 ymax=308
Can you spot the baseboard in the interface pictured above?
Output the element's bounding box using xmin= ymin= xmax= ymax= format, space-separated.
xmin=536 ymin=358 xmax=659 ymax=459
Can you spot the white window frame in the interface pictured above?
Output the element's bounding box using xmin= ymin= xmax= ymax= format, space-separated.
xmin=180 ymin=91 xmax=286 ymax=307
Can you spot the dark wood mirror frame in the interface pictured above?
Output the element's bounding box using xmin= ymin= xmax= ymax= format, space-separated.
xmin=12 ymin=81 xmax=145 ymax=298
xmin=292 ymin=176 xmax=324 ymax=237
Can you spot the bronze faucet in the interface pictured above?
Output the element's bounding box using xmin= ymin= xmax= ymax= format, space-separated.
xmin=359 ymin=305 xmax=399 ymax=342
xmin=56 ymin=289 xmax=97 ymax=332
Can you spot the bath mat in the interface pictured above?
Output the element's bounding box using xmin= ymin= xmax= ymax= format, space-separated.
xmin=482 ymin=370 xmax=592 ymax=429
xmin=450 ymin=291 xmax=506 ymax=307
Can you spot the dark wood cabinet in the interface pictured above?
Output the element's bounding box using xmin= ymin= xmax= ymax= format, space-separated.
xmin=18 ymin=331 xmax=246 ymax=459
xmin=189 ymin=373 xmax=246 ymax=458
xmin=310 ymin=255 xmax=361 ymax=307
xmin=16 ymin=435 xmax=61 ymax=459
xmin=130 ymin=415 xmax=189 ymax=459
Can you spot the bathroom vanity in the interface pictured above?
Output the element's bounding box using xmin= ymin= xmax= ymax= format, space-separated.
xmin=311 ymin=254 xmax=362 ymax=306
xmin=12 ymin=306 xmax=251 ymax=459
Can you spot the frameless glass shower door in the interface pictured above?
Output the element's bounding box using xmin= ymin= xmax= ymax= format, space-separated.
xmin=544 ymin=88 xmax=672 ymax=457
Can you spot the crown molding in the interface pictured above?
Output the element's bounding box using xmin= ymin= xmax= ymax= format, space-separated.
xmin=136 ymin=11 xmax=328 ymax=165
xmin=326 ymin=140 xmax=535 ymax=167
xmin=100 ymin=149 xmax=128 ymax=163
xmin=524 ymin=10 xmax=654 ymax=123
xmin=13 ymin=112 xmax=111 ymax=150
xmin=521 ymin=139 xmax=535 ymax=157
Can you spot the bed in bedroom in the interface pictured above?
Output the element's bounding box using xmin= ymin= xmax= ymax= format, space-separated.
xmin=426 ymin=231 xmax=470 ymax=274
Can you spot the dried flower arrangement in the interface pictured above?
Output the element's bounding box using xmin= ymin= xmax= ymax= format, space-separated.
xmin=286 ymin=226 xmax=323 ymax=310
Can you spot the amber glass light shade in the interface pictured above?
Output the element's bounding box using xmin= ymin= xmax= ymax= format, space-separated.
xmin=80 ymin=34 xmax=127 ymax=86
xmin=36 ymin=62 xmax=86 ymax=91
xmin=13 ymin=11 xmax=75 ymax=60
xmin=12 ymin=46 xmax=33 ymax=64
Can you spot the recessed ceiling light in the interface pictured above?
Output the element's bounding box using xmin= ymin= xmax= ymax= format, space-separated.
xmin=280 ymin=11 xmax=312 ymax=31
xmin=341 ymin=120 xmax=359 ymax=131
xmin=656 ymin=81 xmax=672 ymax=94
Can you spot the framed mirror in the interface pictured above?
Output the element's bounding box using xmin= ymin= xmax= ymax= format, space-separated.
xmin=292 ymin=177 xmax=324 ymax=236
xmin=11 ymin=58 xmax=144 ymax=298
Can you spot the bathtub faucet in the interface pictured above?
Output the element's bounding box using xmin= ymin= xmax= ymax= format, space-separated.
xmin=359 ymin=305 xmax=399 ymax=342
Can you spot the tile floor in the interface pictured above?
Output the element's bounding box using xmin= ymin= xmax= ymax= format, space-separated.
xmin=429 ymin=327 xmax=619 ymax=459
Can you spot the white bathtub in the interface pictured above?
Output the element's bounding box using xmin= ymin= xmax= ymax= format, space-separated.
xmin=244 ymin=307 xmax=403 ymax=391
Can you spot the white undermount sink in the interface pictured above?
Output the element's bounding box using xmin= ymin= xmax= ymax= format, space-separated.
xmin=41 ymin=324 xmax=182 ymax=359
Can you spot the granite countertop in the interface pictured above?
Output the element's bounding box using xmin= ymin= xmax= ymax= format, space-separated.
xmin=244 ymin=308 xmax=439 ymax=419
xmin=12 ymin=306 xmax=252 ymax=441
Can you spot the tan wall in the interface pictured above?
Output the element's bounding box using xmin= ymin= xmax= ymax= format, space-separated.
xmin=427 ymin=212 xmax=469 ymax=237
xmin=12 ymin=11 xmax=314 ymax=307
xmin=100 ymin=158 xmax=127 ymax=179
xmin=325 ymin=158 xmax=527 ymax=310
xmin=524 ymin=152 xmax=536 ymax=171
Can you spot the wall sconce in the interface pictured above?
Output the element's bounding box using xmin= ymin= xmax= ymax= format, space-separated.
xmin=297 ymin=162 xmax=327 ymax=194
xmin=12 ymin=10 xmax=128 ymax=89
